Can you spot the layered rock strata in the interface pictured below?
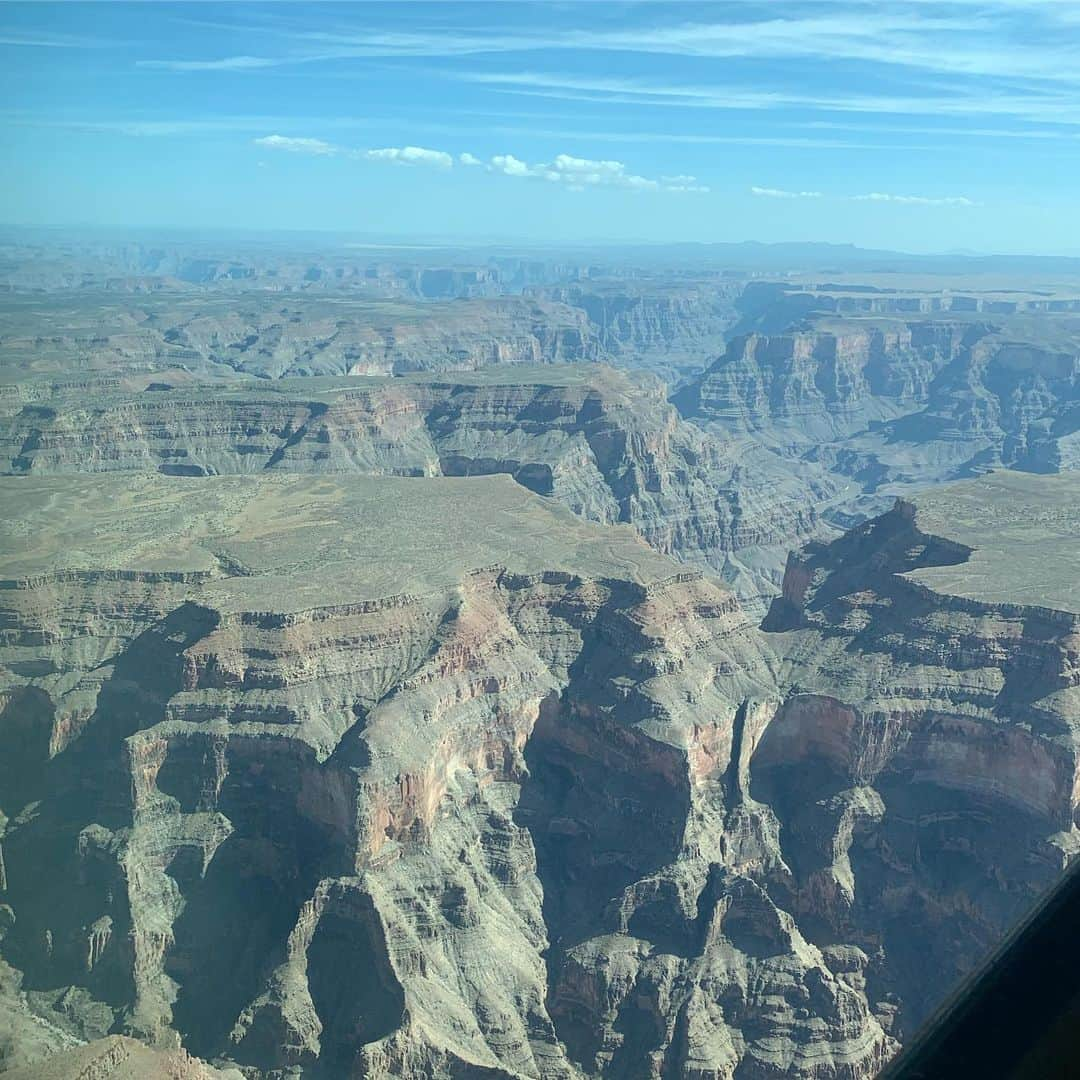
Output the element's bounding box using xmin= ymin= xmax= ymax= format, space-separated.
xmin=0 ymin=294 xmax=599 ymax=383
xmin=760 ymin=471 xmax=1080 ymax=1039
xmin=2 ymin=470 xmax=1078 ymax=1077
xmin=531 ymin=283 xmax=742 ymax=383
xmin=0 ymin=365 xmax=844 ymax=615
xmin=0 ymin=472 xmax=894 ymax=1078
xmin=677 ymin=315 xmax=1080 ymax=522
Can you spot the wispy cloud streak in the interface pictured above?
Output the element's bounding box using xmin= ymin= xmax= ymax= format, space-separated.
xmin=464 ymin=71 xmax=1080 ymax=127
xmin=136 ymin=4 xmax=1080 ymax=88
xmin=139 ymin=56 xmax=278 ymax=71
xmin=751 ymin=186 xmax=823 ymax=198
xmin=752 ymin=185 xmax=979 ymax=206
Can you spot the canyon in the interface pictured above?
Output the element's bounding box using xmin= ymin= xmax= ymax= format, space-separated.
xmin=1 ymin=468 xmax=1077 ymax=1078
xmin=0 ymin=365 xmax=838 ymax=615
xmin=1 ymin=241 xmax=1079 ymax=1079
xmin=4 ymin=290 xmax=1079 ymax=617
xmin=676 ymin=306 xmax=1080 ymax=523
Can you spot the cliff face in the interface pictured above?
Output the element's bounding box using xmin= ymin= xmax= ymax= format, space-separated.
xmin=733 ymin=282 xmax=1080 ymax=328
xmin=0 ymin=294 xmax=600 ymax=383
xmin=761 ymin=471 xmax=1080 ymax=1038
xmin=1 ymin=470 xmax=1077 ymax=1078
xmin=0 ymin=473 xmax=893 ymax=1079
xmin=0 ymin=366 xmax=841 ymax=615
xmin=680 ymin=322 xmax=972 ymax=441
xmin=532 ymin=284 xmax=742 ymax=384
xmin=678 ymin=316 xmax=1080 ymax=522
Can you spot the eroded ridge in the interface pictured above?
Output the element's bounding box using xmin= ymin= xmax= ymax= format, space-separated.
xmin=761 ymin=470 xmax=1080 ymax=1042
xmin=2 ymin=470 xmax=1078 ymax=1078
xmin=4 ymin=473 xmax=860 ymax=1078
xmin=0 ymin=365 xmax=834 ymax=615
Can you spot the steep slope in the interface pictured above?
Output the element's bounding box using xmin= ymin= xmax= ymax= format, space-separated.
xmin=0 ymin=365 xmax=844 ymax=614
xmin=531 ymin=282 xmax=742 ymax=384
xmin=0 ymin=473 xmax=892 ymax=1079
xmin=677 ymin=314 xmax=1080 ymax=523
xmin=2 ymin=470 xmax=1077 ymax=1077
xmin=760 ymin=471 xmax=1080 ymax=1040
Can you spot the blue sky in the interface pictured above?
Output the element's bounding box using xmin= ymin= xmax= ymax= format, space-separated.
xmin=3 ymin=1 xmax=1080 ymax=253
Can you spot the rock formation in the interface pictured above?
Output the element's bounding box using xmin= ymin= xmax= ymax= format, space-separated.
xmin=677 ymin=313 xmax=1080 ymax=523
xmin=0 ymin=294 xmax=600 ymax=384
xmin=0 ymin=365 xmax=841 ymax=615
xmin=530 ymin=283 xmax=742 ymax=384
xmin=2 ymin=469 xmax=1076 ymax=1078
xmin=0 ymin=1035 xmax=241 ymax=1080
xmin=0 ymin=472 xmax=875 ymax=1078
xmin=760 ymin=471 xmax=1080 ymax=1039
xmin=4 ymin=238 xmax=1080 ymax=1077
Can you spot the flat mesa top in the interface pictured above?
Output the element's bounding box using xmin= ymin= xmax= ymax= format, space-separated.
xmin=806 ymin=311 xmax=1080 ymax=343
xmin=0 ymin=363 xmax=638 ymax=401
xmin=0 ymin=473 xmax=678 ymax=610
xmin=903 ymin=471 xmax=1080 ymax=615
xmin=281 ymin=362 xmax=636 ymax=392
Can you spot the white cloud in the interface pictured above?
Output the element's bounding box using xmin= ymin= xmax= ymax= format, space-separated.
xmin=139 ymin=55 xmax=277 ymax=72
xmin=362 ymin=145 xmax=453 ymax=168
xmin=253 ymin=134 xmax=340 ymax=155
xmin=750 ymin=185 xmax=977 ymax=206
xmin=751 ymin=186 xmax=824 ymax=198
xmin=852 ymin=191 xmax=977 ymax=206
xmin=484 ymin=151 xmax=701 ymax=192
xmin=248 ymin=133 xmax=704 ymax=192
xmin=660 ymin=172 xmax=710 ymax=192
xmin=489 ymin=153 xmax=535 ymax=177
xmin=551 ymin=153 xmax=658 ymax=189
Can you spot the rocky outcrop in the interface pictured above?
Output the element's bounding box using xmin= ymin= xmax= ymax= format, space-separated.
xmin=531 ymin=283 xmax=742 ymax=384
xmin=0 ymin=1034 xmax=242 ymax=1079
xmin=677 ymin=315 xmax=1080 ymax=524
xmin=0 ymin=366 xmax=841 ymax=615
xmin=678 ymin=321 xmax=973 ymax=441
xmin=0 ymin=473 xmax=891 ymax=1079
xmin=2 ymin=469 xmax=1077 ymax=1077
xmin=759 ymin=471 xmax=1080 ymax=1039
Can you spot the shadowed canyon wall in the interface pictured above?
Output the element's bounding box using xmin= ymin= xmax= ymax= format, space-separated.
xmin=1 ymin=471 xmax=1078 ymax=1078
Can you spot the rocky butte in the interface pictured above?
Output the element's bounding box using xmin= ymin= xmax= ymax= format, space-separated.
xmin=0 ymin=467 xmax=1077 ymax=1078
